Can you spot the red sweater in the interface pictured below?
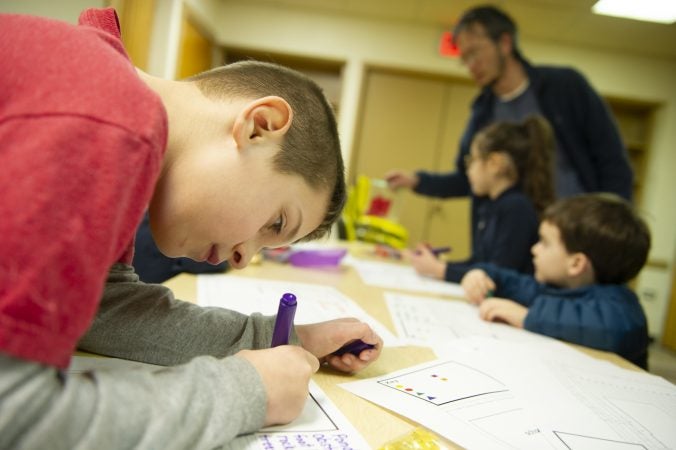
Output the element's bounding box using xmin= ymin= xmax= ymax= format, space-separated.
xmin=0 ymin=8 xmax=167 ymax=368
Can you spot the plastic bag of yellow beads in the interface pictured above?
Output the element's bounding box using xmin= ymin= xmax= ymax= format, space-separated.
xmin=378 ymin=427 xmax=444 ymax=450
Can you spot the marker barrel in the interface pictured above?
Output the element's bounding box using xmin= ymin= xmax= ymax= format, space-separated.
xmin=271 ymin=293 xmax=297 ymax=347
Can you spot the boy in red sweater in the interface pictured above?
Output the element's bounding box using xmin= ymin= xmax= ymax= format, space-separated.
xmin=0 ymin=7 xmax=381 ymax=449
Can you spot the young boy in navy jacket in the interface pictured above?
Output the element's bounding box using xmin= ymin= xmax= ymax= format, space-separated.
xmin=462 ymin=193 xmax=650 ymax=368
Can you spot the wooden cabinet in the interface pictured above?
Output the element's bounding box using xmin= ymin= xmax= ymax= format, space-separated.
xmin=350 ymin=68 xmax=477 ymax=259
xmin=176 ymin=12 xmax=214 ymax=80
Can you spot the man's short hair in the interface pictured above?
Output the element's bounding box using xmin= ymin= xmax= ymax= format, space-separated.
xmin=543 ymin=193 xmax=651 ymax=284
xmin=452 ymin=5 xmax=522 ymax=58
xmin=188 ymin=61 xmax=345 ymax=241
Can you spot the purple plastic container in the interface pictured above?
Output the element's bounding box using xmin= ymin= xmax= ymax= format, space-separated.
xmin=288 ymin=248 xmax=348 ymax=267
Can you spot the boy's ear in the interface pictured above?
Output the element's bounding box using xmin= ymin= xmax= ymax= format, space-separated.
xmin=567 ymin=252 xmax=591 ymax=277
xmin=232 ymin=96 xmax=293 ymax=149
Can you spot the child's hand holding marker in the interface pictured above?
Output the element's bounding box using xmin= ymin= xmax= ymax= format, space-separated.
xmin=375 ymin=243 xmax=451 ymax=260
xmin=402 ymin=243 xmax=451 ymax=280
xmin=461 ymin=269 xmax=497 ymax=305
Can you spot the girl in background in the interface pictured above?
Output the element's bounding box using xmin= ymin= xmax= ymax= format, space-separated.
xmin=407 ymin=115 xmax=555 ymax=282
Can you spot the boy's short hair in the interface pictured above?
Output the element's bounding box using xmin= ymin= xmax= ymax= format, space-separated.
xmin=452 ymin=5 xmax=523 ymax=59
xmin=188 ymin=61 xmax=345 ymax=241
xmin=543 ymin=193 xmax=651 ymax=284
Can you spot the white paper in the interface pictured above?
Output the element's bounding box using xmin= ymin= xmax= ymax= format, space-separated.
xmin=340 ymin=352 xmax=557 ymax=450
xmin=498 ymin=345 xmax=676 ymax=450
xmin=345 ymin=258 xmax=465 ymax=298
xmin=343 ymin=337 xmax=676 ymax=450
xmin=222 ymin=380 xmax=371 ymax=450
xmin=385 ymin=291 xmax=552 ymax=345
xmin=197 ymin=274 xmax=401 ymax=346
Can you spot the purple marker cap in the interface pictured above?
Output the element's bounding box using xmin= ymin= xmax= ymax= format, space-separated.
xmin=271 ymin=293 xmax=297 ymax=347
xmin=332 ymin=339 xmax=375 ymax=357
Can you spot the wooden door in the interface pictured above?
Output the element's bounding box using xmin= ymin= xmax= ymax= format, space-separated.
xmin=351 ymin=68 xmax=475 ymax=252
xmin=426 ymin=82 xmax=476 ymax=259
xmin=351 ymin=69 xmax=448 ymax=245
xmin=108 ymin=0 xmax=155 ymax=71
xmin=176 ymin=13 xmax=213 ymax=79
xmin=662 ymin=256 xmax=676 ymax=350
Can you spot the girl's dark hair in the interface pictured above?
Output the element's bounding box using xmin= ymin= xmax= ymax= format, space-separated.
xmin=473 ymin=115 xmax=556 ymax=215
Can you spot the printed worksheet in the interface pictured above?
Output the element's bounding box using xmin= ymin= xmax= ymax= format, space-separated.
xmin=500 ymin=347 xmax=676 ymax=450
xmin=343 ymin=337 xmax=676 ymax=450
xmin=222 ymin=380 xmax=370 ymax=450
xmin=345 ymin=258 xmax=465 ymax=298
xmin=197 ymin=275 xmax=400 ymax=346
xmin=340 ymin=354 xmax=556 ymax=450
xmin=385 ymin=291 xmax=550 ymax=345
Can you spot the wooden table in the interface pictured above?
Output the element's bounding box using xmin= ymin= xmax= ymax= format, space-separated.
xmin=164 ymin=242 xmax=638 ymax=449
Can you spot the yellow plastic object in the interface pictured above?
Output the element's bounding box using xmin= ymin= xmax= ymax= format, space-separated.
xmin=341 ymin=175 xmax=408 ymax=248
xmin=378 ymin=428 xmax=443 ymax=450
xmin=354 ymin=215 xmax=408 ymax=249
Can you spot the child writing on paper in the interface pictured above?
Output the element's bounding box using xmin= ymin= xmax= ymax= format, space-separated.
xmin=461 ymin=194 xmax=650 ymax=368
xmin=0 ymin=8 xmax=382 ymax=449
xmin=405 ymin=116 xmax=555 ymax=282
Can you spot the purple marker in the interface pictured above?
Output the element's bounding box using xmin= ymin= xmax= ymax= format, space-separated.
xmin=333 ymin=339 xmax=375 ymax=357
xmin=271 ymin=293 xmax=297 ymax=347
xmin=430 ymin=246 xmax=452 ymax=256
xmin=414 ymin=246 xmax=452 ymax=257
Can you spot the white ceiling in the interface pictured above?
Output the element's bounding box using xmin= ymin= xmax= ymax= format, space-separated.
xmin=235 ymin=0 xmax=676 ymax=60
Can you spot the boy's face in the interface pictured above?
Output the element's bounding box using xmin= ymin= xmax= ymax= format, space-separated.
xmin=148 ymin=141 xmax=329 ymax=270
xmin=531 ymin=220 xmax=573 ymax=285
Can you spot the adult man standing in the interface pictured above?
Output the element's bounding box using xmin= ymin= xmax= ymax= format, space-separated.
xmin=386 ymin=5 xmax=633 ymax=201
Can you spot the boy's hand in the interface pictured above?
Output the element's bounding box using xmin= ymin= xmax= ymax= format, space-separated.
xmin=461 ymin=269 xmax=496 ymax=304
xmin=236 ymin=346 xmax=319 ymax=426
xmin=402 ymin=244 xmax=445 ymax=279
xmin=384 ymin=170 xmax=419 ymax=190
xmin=479 ymin=298 xmax=528 ymax=328
xmin=296 ymin=318 xmax=382 ymax=373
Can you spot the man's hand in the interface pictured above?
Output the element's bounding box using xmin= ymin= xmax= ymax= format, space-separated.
xmin=478 ymin=298 xmax=528 ymax=328
xmin=295 ymin=318 xmax=382 ymax=373
xmin=236 ymin=346 xmax=319 ymax=426
xmin=461 ymin=269 xmax=496 ymax=304
xmin=384 ymin=170 xmax=419 ymax=190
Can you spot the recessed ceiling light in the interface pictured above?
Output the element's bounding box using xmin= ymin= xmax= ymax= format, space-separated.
xmin=592 ymin=0 xmax=676 ymax=24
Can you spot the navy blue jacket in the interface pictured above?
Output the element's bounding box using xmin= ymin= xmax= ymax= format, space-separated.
xmin=445 ymin=187 xmax=538 ymax=282
xmin=414 ymin=60 xmax=633 ymax=200
xmin=479 ymin=263 xmax=649 ymax=369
